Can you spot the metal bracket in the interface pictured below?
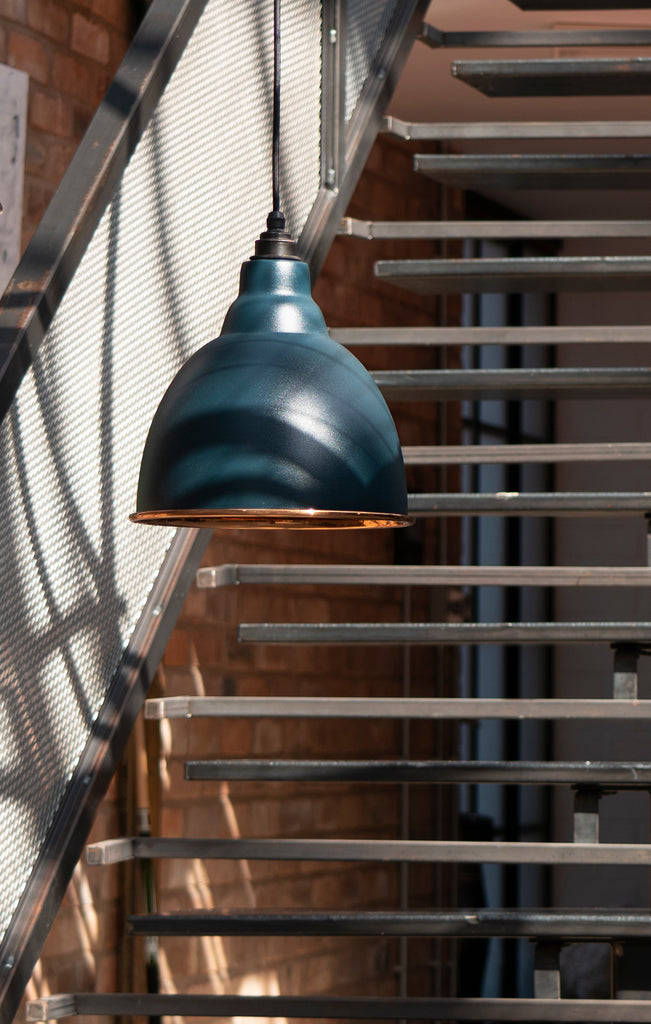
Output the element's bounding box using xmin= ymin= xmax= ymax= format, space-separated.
xmin=573 ymin=789 xmax=601 ymax=845
xmin=613 ymin=646 xmax=639 ymax=701
xmin=534 ymin=942 xmax=562 ymax=999
xmin=321 ymin=0 xmax=343 ymax=192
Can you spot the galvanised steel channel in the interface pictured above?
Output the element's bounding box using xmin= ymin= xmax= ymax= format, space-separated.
xmin=374 ymin=260 xmax=651 ymax=296
xmin=195 ymin=563 xmax=651 ymax=588
xmin=451 ymin=57 xmax=651 ymax=97
xmin=332 ymin=325 xmax=651 ymax=345
xmin=85 ymin=837 xmax=651 ymax=866
xmin=29 ymin=994 xmax=651 ymax=1022
xmin=237 ymin=622 xmax=651 ymax=645
xmin=144 ymin=696 xmax=651 ymax=721
xmin=414 ymin=154 xmax=651 ymax=190
xmin=400 ymin=444 xmax=651 ymax=465
xmin=340 ymin=217 xmax=651 ymax=240
xmin=512 ymin=0 xmax=651 ymax=12
xmin=419 ymin=23 xmax=651 ymax=47
xmin=407 ymin=493 xmax=651 ymax=515
xmin=126 ymin=908 xmax=651 ymax=939
xmin=384 ymin=115 xmax=651 ymax=139
xmin=374 ymin=367 xmax=651 ymax=399
xmin=182 ymin=759 xmax=651 ymax=786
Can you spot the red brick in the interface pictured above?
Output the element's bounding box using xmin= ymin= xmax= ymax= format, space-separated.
xmin=162 ymin=628 xmax=189 ymax=667
xmin=52 ymin=52 xmax=107 ymax=104
xmin=24 ymin=135 xmax=46 ymax=174
xmin=107 ymin=29 xmax=129 ymax=76
xmin=29 ymin=88 xmax=73 ymax=137
xmin=26 ymin=137 xmax=75 ymax=184
xmin=182 ymin=584 xmax=208 ymax=620
xmin=3 ymin=0 xmax=27 ymax=22
xmin=24 ymin=177 xmax=54 ymax=220
xmin=160 ymin=806 xmax=184 ymax=835
xmin=8 ymin=29 xmax=48 ymax=84
xmin=93 ymin=950 xmax=118 ymax=990
xmin=91 ymin=0 xmax=132 ymax=34
xmin=72 ymin=103 xmax=93 ymax=139
xmin=217 ymin=718 xmax=253 ymax=756
xmin=0 ymin=25 xmax=7 ymax=61
xmin=27 ymin=0 xmax=69 ymax=43
xmin=20 ymin=220 xmax=36 ymax=249
xmin=71 ymin=11 xmax=110 ymax=64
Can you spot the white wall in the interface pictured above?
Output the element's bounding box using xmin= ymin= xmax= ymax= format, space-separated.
xmin=0 ymin=64 xmax=28 ymax=296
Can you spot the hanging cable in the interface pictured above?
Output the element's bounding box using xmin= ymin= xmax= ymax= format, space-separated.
xmin=272 ymin=0 xmax=281 ymax=216
xmin=254 ymin=0 xmax=295 ymax=257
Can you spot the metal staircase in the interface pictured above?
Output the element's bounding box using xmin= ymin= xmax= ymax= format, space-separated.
xmin=15 ymin=0 xmax=651 ymax=1020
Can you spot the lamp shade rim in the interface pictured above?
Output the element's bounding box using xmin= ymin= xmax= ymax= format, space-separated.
xmin=129 ymin=508 xmax=414 ymax=530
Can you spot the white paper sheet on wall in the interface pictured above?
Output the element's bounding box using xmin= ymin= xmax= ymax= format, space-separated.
xmin=0 ymin=64 xmax=28 ymax=297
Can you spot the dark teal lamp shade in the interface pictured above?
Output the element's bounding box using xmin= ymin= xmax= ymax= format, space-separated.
xmin=131 ymin=255 xmax=412 ymax=529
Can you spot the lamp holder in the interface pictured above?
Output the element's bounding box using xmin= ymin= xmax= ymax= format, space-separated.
xmin=254 ymin=210 xmax=297 ymax=260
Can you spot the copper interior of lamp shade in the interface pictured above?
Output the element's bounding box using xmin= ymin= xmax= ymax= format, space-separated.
xmin=129 ymin=509 xmax=414 ymax=529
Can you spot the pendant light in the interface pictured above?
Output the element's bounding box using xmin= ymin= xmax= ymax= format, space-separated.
xmin=131 ymin=0 xmax=411 ymax=530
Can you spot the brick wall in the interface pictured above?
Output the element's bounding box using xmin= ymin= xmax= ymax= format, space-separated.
xmin=0 ymin=0 xmax=136 ymax=250
xmin=18 ymin=114 xmax=463 ymax=1024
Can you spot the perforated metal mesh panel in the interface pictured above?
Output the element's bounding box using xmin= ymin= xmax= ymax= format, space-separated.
xmin=0 ymin=0 xmax=321 ymax=941
xmin=345 ymin=0 xmax=401 ymax=121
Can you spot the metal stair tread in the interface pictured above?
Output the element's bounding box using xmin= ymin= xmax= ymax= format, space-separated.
xmin=414 ymin=153 xmax=651 ymax=190
xmin=196 ymin=563 xmax=651 ymax=589
xmin=451 ymin=57 xmax=651 ymax=97
xmin=372 ymin=366 xmax=651 ymax=400
xmin=511 ymin=0 xmax=651 ymax=9
xmin=374 ymin=257 xmax=651 ymax=295
xmin=237 ymin=621 xmax=651 ymax=645
xmin=84 ymin=836 xmax=651 ymax=866
xmin=331 ymin=325 xmax=651 ymax=345
xmin=340 ymin=216 xmax=651 ymax=240
xmin=144 ymin=695 xmax=651 ymax=721
xmin=126 ymin=906 xmax=651 ymax=937
xmin=29 ymin=993 xmax=651 ymax=1022
xmin=408 ymin=492 xmax=651 ymax=515
xmin=420 ymin=23 xmax=651 ymax=47
xmin=183 ymin=758 xmax=651 ymax=785
xmin=402 ymin=442 xmax=651 ymax=464
xmin=384 ymin=116 xmax=651 ymax=139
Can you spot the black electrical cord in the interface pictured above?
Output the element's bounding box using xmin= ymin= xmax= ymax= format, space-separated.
xmin=272 ymin=0 xmax=281 ymax=216
xmin=254 ymin=0 xmax=295 ymax=256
